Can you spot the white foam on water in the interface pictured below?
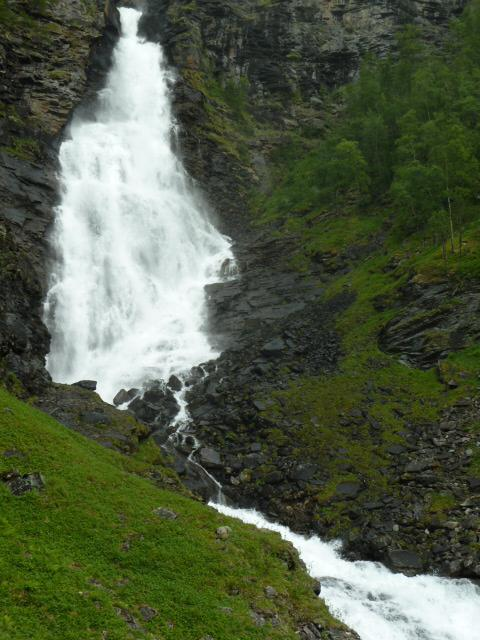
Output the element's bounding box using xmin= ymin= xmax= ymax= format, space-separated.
xmin=212 ymin=503 xmax=480 ymax=640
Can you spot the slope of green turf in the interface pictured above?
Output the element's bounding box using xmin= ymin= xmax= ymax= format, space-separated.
xmin=0 ymin=387 xmax=339 ymax=640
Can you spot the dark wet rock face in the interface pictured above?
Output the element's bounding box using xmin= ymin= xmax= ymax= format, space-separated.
xmin=128 ymin=381 xmax=180 ymax=427
xmin=179 ymin=232 xmax=354 ymax=517
xmin=378 ymin=281 xmax=480 ymax=368
xmin=0 ymin=0 xmax=120 ymax=392
xmin=133 ymin=0 xmax=479 ymax=581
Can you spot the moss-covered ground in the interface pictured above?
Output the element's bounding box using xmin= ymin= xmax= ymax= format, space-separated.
xmin=253 ymin=181 xmax=480 ymax=535
xmin=0 ymin=387 xmax=342 ymax=640
xmin=169 ymin=0 xmax=480 ymax=539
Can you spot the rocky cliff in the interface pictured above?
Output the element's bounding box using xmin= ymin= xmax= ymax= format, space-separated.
xmin=135 ymin=0 xmax=480 ymax=581
xmin=140 ymin=0 xmax=466 ymax=235
xmin=1 ymin=0 xmax=478 ymax=589
xmin=0 ymin=0 xmax=120 ymax=391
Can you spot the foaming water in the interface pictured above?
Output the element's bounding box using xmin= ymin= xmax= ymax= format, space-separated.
xmin=213 ymin=504 xmax=480 ymax=640
xmin=44 ymin=8 xmax=231 ymax=401
xmin=43 ymin=7 xmax=480 ymax=638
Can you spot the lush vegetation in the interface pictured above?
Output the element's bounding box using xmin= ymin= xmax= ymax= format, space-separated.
xmin=258 ymin=0 xmax=480 ymax=261
xmin=247 ymin=1 xmax=480 ymax=538
xmin=0 ymin=387 xmax=339 ymax=640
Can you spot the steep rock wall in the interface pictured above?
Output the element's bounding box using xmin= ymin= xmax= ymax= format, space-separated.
xmin=140 ymin=0 xmax=466 ymax=235
xmin=0 ymin=0 xmax=120 ymax=390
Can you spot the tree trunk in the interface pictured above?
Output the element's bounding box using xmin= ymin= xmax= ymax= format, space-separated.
xmin=447 ymin=196 xmax=455 ymax=254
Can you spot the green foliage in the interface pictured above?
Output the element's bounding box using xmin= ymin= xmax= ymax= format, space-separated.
xmin=427 ymin=492 xmax=457 ymax=515
xmin=223 ymin=77 xmax=251 ymax=122
xmin=256 ymin=0 xmax=480 ymax=256
xmin=0 ymin=387 xmax=337 ymax=639
xmin=1 ymin=137 xmax=40 ymax=162
xmin=246 ymin=0 xmax=480 ymax=545
xmin=0 ymin=0 xmax=49 ymax=27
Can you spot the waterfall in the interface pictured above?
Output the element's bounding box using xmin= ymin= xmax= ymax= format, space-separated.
xmin=44 ymin=8 xmax=480 ymax=640
xmin=44 ymin=8 xmax=232 ymax=402
xmin=214 ymin=504 xmax=480 ymax=640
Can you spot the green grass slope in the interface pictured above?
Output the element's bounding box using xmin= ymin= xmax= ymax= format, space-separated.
xmin=0 ymin=388 xmax=339 ymax=640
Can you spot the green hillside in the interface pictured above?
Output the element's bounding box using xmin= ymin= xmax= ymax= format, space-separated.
xmin=0 ymin=387 xmax=339 ymax=640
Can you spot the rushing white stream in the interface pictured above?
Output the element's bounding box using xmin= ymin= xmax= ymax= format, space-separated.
xmin=213 ymin=504 xmax=480 ymax=640
xmin=44 ymin=8 xmax=232 ymax=402
xmin=44 ymin=7 xmax=480 ymax=640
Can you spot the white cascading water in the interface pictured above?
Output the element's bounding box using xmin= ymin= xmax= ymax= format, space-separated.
xmin=44 ymin=8 xmax=232 ymax=402
xmin=214 ymin=504 xmax=480 ymax=640
xmin=45 ymin=8 xmax=480 ymax=640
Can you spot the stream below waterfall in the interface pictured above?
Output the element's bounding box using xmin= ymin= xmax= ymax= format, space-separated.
xmin=44 ymin=8 xmax=480 ymax=640
xmin=213 ymin=503 xmax=479 ymax=640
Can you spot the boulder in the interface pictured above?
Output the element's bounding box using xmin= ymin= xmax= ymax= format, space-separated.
xmin=216 ymin=526 xmax=232 ymax=540
xmin=261 ymin=337 xmax=286 ymax=357
xmin=388 ymin=549 xmax=423 ymax=570
xmin=264 ymin=585 xmax=277 ymax=598
xmin=198 ymin=447 xmax=222 ymax=469
xmin=404 ymin=459 xmax=431 ymax=473
xmin=114 ymin=607 xmax=141 ymax=630
xmin=143 ymin=383 xmax=170 ymax=405
xmin=467 ymin=477 xmax=480 ymax=491
xmin=153 ymin=507 xmax=178 ymax=520
xmin=139 ymin=606 xmax=157 ymax=621
xmin=176 ymin=433 xmax=197 ymax=455
xmin=73 ymin=380 xmax=97 ymax=391
xmin=335 ymin=481 xmax=362 ymax=499
xmin=184 ymin=366 xmax=205 ymax=386
xmin=128 ymin=382 xmax=180 ymax=425
xmin=290 ymin=463 xmax=318 ymax=482
xmin=1 ymin=470 xmax=45 ymax=496
xmin=167 ymin=374 xmax=183 ymax=392
xmin=250 ymin=610 xmax=266 ymax=627
xmin=113 ymin=388 xmax=138 ymax=406
xmin=2 ymin=449 xmax=24 ymax=459
xmin=127 ymin=397 xmax=159 ymax=423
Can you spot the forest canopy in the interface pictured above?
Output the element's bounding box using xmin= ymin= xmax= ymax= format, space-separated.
xmin=262 ymin=0 xmax=480 ymax=257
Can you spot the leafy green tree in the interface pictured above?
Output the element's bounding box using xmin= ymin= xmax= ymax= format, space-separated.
xmin=425 ymin=121 xmax=480 ymax=251
xmin=390 ymin=161 xmax=443 ymax=235
xmin=411 ymin=58 xmax=453 ymax=121
xmin=259 ymin=0 xmax=480 ymax=246
xmin=428 ymin=209 xmax=451 ymax=262
xmin=391 ymin=26 xmax=425 ymax=100
xmin=395 ymin=110 xmax=423 ymax=163
xmin=324 ymin=140 xmax=370 ymax=210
